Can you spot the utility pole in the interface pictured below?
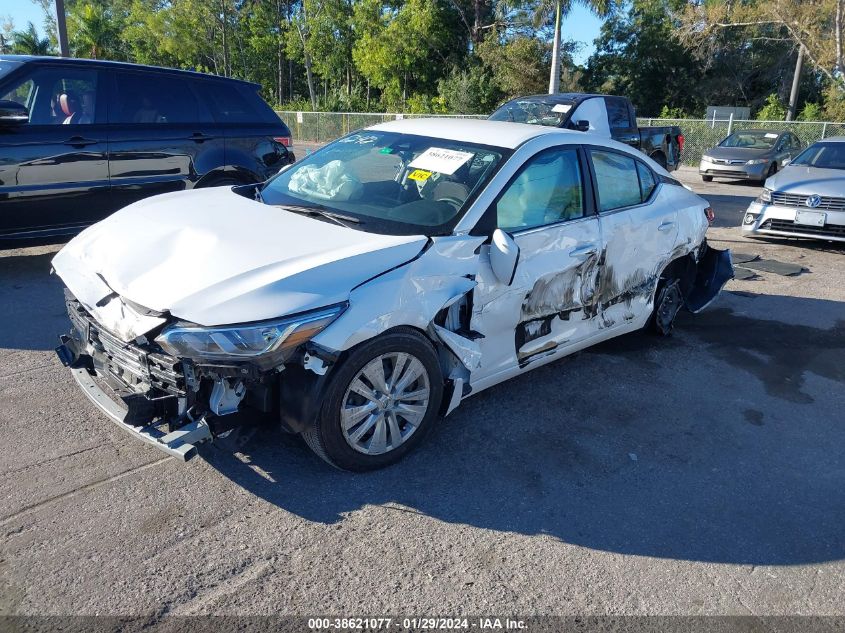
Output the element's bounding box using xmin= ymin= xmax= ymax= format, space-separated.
xmin=786 ymin=45 xmax=804 ymax=121
xmin=548 ymin=0 xmax=562 ymax=94
xmin=55 ymin=0 xmax=70 ymax=56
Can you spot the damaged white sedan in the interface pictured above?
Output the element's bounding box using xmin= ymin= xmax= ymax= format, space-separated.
xmin=53 ymin=118 xmax=732 ymax=471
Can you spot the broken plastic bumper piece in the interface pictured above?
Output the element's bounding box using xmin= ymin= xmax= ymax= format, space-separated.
xmin=686 ymin=246 xmax=734 ymax=313
xmin=68 ymin=365 xmax=212 ymax=460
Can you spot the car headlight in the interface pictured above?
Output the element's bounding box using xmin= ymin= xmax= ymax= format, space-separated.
xmin=758 ymin=188 xmax=772 ymax=203
xmin=701 ymin=155 xmax=715 ymax=164
xmin=155 ymin=303 xmax=346 ymax=368
xmin=746 ymin=158 xmax=768 ymax=165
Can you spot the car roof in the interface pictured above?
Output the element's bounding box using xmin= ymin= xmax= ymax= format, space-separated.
xmin=814 ymin=136 xmax=845 ymax=143
xmin=367 ymin=117 xmax=587 ymax=150
xmin=0 ymin=54 xmax=259 ymax=88
xmin=731 ymin=129 xmax=788 ymax=136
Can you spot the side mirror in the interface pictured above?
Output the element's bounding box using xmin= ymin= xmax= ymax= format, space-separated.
xmin=490 ymin=228 xmax=519 ymax=285
xmin=574 ymin=119 xmax=590 ymax=132
xmin=0 ymin=100 xmax=29 ymax=126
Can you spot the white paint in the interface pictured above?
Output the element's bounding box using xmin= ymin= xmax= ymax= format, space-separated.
xmin=569 ymin=97 xmax=611 ymax=137
xmin=53 ymin=186 xmax=426 ymax=338
xmin=552 ymin=103 xmax=572 ymax=113
xmin=408 ymin=147 xmax=474 ymax=175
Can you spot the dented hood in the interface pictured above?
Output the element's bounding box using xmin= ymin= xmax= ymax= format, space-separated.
xmin=52 ymin=187 xmax=427 ymax=336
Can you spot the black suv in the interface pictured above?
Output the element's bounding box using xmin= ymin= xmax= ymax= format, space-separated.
xmin=0 ymin=55 xmax=295 ymax=243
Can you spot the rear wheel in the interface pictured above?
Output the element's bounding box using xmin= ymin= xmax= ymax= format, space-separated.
xmin=651 ymin=152 xmax=668 ymax=170
xmin=646 ymin=276 xmax=685 ymax=336
xmin=302 ymin=329 xmax=443 ymax=471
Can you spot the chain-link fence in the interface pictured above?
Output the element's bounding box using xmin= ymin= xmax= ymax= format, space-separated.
xmin=276 ymin=111 xmax=486 ymax=145
xmin=277 ymin=110 xmax=845 ymax=167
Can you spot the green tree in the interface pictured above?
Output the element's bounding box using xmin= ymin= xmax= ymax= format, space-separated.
xmin=437 ymin=64 xmax=498 ymax=113
xmin=11 ymin=22 xmax=54 ymax=55
xmin=582 ymin=0 xmax=702 ymax=116
xmin=68 ymin=2 xmax=124 ymax=59
xmin=756 ymin=93 xmax=787 ymax=120
xmin=797 ymin=102 xmax=823 ymax=120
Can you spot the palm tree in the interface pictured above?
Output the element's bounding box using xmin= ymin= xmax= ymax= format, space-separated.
xmin=69 ymin=3 xmax=120 ymax=59
xmin=11 ymin=22 xmax=54 ymax=56
xmin=532 ymin=0 xmax=611 ymax=94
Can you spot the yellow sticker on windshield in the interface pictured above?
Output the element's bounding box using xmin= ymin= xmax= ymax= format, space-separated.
xmin=408 ymin=169 xmax=432 ymax=182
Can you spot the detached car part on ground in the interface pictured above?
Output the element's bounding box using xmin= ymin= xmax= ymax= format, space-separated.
xmin=54 ymin=118 xmax=732 ymax=471
xmin=742 ymin=137 xmax=845 ymax=243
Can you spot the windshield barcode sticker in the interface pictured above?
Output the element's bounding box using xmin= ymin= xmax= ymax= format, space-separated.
xmin=409 ymin=147 xmax=474 ymax=175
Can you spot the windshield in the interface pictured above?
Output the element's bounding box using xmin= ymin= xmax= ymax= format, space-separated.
xmin=260 ymin=130 xmax=508 ymax=235
xmin=489 ymin=98 xmax=574 ymax=127
xmin=790 ymin=142 xmax=845 ymax=170
xmin=719 ymin=130 xmax=779 ymax=149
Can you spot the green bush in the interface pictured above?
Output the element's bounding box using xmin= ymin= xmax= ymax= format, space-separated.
xmin=756 ymin=94 xmax=786 ymax=121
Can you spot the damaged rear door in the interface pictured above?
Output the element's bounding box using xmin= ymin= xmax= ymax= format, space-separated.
xmin=587 ymin=148 xmax=678 ymax=327
xmin=471 ymin=145 xmax=602 ymax=378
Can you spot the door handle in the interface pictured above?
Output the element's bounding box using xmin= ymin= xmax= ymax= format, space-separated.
xmin=569 ymin=243 xmax=598 ymax=258
xmin=658 ymin=221 xmax=676 ymax=232
xmin=189 ymin=132 xmax=215 ymax=142
xmin=64 ymin=136 xmax=98 ymax=147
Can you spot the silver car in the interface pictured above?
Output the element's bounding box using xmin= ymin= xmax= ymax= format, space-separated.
xmin=700 ymin=129 xmax=804 ymax=183
xmin=742 ymin=137 xmax=845 ymax=243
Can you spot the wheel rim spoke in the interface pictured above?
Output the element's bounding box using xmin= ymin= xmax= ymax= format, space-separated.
xmin=362 ymin=359 xmax=389 ymax=394
xmin=393 ymin=360 xmax=424 ymax=394
xmin=386 ymin=411 xmax=402 ymax=449
xmin=342 ymin=401 xmax=378 ymax=430
xmin=388 ymin=352 xmax=409 ymax=390
xmin=368 ymin=417 xmax=388 ymax=453
xmin=396 ymin=387 xmax=429 ymax=402
xmin=349 ymin=378 xmax=379 ymax=403
xmin=348 ymin=413 xmax=380 ymax=444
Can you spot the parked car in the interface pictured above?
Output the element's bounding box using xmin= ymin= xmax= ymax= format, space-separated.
xmin=699 ymin=129 xmax=803 ymax=183
xmin=0 ymin=55 xmax=295 ymax=244
xmin=489 ymin=93 xmax=684 ymax=171
xmin=53 ymin=118 xmax=731 ymax=470
xmin=742 ymin=137 xmax=845 ymax=243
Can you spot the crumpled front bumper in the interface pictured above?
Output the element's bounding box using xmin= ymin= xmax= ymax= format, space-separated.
xmin=66 ymin=364 xmax=211 ymax=460
xmin=56 ymin=291 xmax=224 ymax=460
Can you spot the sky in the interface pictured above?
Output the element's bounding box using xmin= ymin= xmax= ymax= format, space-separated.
xmin=1 ymin=0 xmax=604 ymax=65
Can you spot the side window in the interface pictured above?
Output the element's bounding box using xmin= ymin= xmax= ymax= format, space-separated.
xmin=496 ymin=147 xmax=584 ymax=232
xmin=1 ymin=67 xmax=97 ymax=125
xmin=591 ymin=150 xmax=642 ymax=211
xmin=605 ymin=97 xmax=632 ymax=129
xmin=111 ymin=72 xmax=199 ymax=124
xmin=195 ymin=82 xmax=260 ymax=123
xmin=636 ymin=161 xmax=656 ymax=201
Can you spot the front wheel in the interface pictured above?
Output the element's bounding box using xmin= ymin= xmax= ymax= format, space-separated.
xmin=302 ymin=329 xmax=444 ymax=471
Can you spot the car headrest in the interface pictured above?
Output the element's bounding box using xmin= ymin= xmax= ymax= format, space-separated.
xmin=59 ymin=93 xmax=78 ymax=116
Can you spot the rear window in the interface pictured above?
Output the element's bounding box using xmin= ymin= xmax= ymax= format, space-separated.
xmin=196 ymin=81 xmax=278 ymax=124
xmin=111 ymin=71 xmax=199 ymax=124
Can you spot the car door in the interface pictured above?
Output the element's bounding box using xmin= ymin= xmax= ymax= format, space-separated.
xmin=0 ymin=64 xmax=110 ymax=239
xmin=587 ymin=147 xmax=677 ymax=328
xmin=605 ymin=96 xmax=640 ymax=148
xmin=107 ymin=69 xmax=225 ymax=210
xmin=470 ymin=145 xmax=603 ymax=381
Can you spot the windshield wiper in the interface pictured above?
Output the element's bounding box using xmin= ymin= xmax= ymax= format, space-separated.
xmin=277 ymin=204 xmax=361 ymax=228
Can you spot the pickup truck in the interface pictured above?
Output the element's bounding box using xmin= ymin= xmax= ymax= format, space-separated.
xmin=489 ymin=93 xmax=684 ymax=172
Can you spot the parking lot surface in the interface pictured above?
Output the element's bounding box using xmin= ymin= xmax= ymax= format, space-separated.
xmin=1 ymin=167 xmax=844 ymax=616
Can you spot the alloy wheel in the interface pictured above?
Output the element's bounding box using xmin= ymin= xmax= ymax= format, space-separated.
xmin=340 ymin=352 xmax=431 ymax=455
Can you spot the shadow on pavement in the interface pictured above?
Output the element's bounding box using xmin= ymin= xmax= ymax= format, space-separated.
xmin=202 ymin=296 xmax=845 ymax=567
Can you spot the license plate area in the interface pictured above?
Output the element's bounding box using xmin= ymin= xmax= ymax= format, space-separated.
xmin=795 ymin=210 xmax=826 ymax=227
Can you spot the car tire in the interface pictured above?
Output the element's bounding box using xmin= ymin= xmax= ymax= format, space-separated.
xmin=702 ymin=175 xmax=713 ymax=182
xmin=645 ymin=276 xmax=684 ymax=336
xmin=764 ymin=163 xmax=777 ymax=181
xmin=302 ymin=328 xmax=444 ymax=472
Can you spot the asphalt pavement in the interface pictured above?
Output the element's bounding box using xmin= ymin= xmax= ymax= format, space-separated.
xmin=1 ymin=166 xmax=844 ymax=618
